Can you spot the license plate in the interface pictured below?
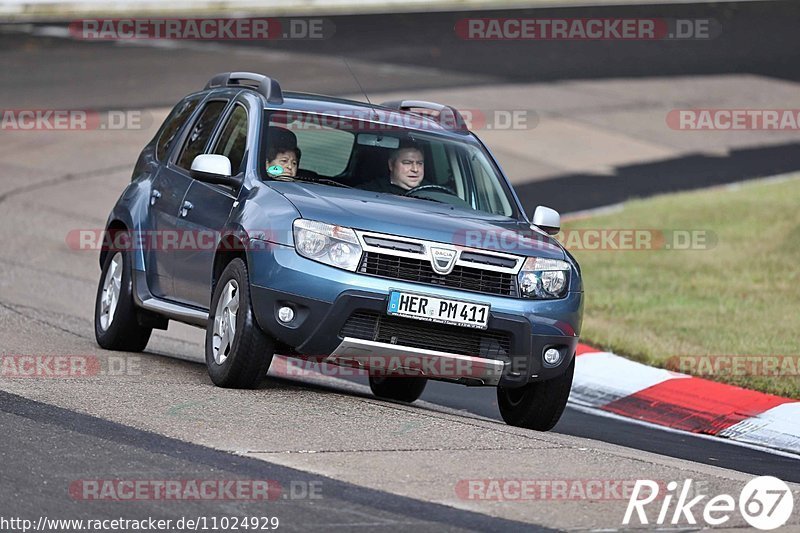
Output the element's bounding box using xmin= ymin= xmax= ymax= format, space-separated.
xmin=387 ymin=291 xmax=490 ymax=330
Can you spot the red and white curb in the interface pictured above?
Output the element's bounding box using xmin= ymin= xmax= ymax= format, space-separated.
xmin=572 ymin=344 xmax=800 ymax=455
xmin=269 ymin=347 xmax=799 ymax=455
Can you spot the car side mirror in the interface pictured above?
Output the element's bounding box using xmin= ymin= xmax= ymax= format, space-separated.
xmin=190 ymin=154 xmax=242 ymax=188
xmin=532 ymin=205 xmax=560 ymax=235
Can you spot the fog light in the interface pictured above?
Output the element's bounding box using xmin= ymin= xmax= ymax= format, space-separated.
xmin=543 ymin=348 xmax=561 ymax=365
xmin=278 ymin=306 xmax=295 ymax=323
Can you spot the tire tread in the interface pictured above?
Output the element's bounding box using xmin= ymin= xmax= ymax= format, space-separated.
xmin=497 ymin=357 xmax=575 ymax=431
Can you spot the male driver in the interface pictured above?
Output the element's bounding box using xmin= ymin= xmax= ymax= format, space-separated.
xmin=367 ymin=143 xmax=425 ymax=194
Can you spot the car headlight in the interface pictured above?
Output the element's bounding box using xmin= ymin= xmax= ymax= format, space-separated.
xmin=292 ymin=219 xmax=363 ymax=272
xmin=518 ymin=257 xmax=570 ymax=299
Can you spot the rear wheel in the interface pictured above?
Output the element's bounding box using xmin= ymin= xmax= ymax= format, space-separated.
xmin=369 ymin=375 xmax=428 ymax=403
xmin=94 ymin=246 xmax=152 ymax=352
xmin=497 ymin=356 xmax=574 ymax=431
xmin=205 ymin=258 xmax=274 ymax=389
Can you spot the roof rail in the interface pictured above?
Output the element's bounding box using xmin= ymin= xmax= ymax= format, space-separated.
xmin=205 ymin=72 xmax=284 ymax=104
xmin=380 ymin=100 xmax=469 ymax=133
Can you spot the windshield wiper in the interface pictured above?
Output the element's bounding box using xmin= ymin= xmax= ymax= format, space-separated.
xmin=275 ymin=176 xmax=351 ymax=188
xmin=404 ymin=194 xmax=447 ymax=204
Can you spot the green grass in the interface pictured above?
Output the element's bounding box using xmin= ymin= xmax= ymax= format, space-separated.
xmin=564 ymin=174 xmax=800 ymax=398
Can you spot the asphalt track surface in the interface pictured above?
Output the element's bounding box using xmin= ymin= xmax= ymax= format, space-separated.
xmin=0 ymin=391 xmax=543 ymax=532
xmin=424 ymin=381 xmax=800 ymax=481
xmin=276 ymin=370 xmax=800 ymax=482
xmin=1 ymin=0 xmax=799 ymax=529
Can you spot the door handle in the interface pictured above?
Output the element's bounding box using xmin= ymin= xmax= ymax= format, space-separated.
xmin=150 ymin=189 xmax=161 ymax=205
xmin=180 ymin=201 xmax=194 ymax=218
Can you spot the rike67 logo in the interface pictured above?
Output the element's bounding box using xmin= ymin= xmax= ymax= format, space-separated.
xmin=623 ymin=476 xmax=795 ymax=530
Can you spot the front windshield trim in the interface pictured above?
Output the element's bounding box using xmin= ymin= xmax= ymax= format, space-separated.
xmin=471 ymin=135 xmax=527 ymax=223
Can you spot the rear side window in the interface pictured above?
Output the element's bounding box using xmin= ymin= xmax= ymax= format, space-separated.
xmin=156 ymin=98 xmax=200 ymax=161
xmin=176 ymin=100 xmax=227 ymax=170
xmin=213 ymin=105 xmax=248 ymax=173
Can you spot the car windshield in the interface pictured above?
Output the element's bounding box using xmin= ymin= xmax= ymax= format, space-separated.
xmin=262 ymin=110 xmax=518 ymax=218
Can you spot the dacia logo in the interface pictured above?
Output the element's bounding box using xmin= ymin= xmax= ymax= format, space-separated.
xmin=430 ymin=246 xmax=458 ymax=275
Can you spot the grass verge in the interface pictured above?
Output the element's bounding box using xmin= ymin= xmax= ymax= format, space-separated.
xmin=563 ymin=174 xmax=800 ymax=398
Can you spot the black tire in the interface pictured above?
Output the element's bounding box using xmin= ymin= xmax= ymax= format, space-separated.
xmin=205 ymin=258 xmax=274 ymax=389
xmin=369 ymin=375 xmax=428 ymax=403
xmin=497 ymin=356 xmax=575 ymax=431
xmin=94 ymin=245 xmax=152 ymax=352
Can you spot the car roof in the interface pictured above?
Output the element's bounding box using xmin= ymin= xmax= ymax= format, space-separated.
xmin=199 ymin=73 xmax=474 ymax=140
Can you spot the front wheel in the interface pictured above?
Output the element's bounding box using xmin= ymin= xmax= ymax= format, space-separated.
xmin=497 ymin=356 xmax=574 ymax=431
xmin=94 ymin=246 xmax=152 ymax=352
xmin=369 ymin=375 xmax=427 ymax=403
xmin=205 ymin=258 xmax=274 ymax=389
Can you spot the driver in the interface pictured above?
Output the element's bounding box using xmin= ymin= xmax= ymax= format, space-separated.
xmin=366 ymin=143 xmax=425 ymax=194
xmin=389 ymin=144 xmax=424 ymax=191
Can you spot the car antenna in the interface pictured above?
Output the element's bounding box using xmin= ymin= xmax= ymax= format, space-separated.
xmin=342 ymin=57 xmax=379 ymax=121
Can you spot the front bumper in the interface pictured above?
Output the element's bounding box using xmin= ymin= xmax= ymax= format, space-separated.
xmin=248 ymin=242 xmax=583 ymax=388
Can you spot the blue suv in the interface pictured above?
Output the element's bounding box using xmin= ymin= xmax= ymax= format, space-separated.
xmin=95 ymin=72 xmax=583 ymax=430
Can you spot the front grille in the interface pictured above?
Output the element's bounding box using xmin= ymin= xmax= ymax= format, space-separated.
xmin=340 ymin=310 xmax=511 ymax=359
xmin=460 ymin=251 xmax=517 ymax=269
xmin=362 ymin=235 xmax=424 ymax=253
xmin=359 ymin=252 xmax=517 ymax=297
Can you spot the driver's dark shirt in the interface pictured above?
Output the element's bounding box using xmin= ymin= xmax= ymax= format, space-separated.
xmin=364 ymin=177 xmax=409 ymax=195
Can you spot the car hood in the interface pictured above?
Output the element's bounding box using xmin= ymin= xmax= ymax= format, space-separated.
xmin=270 ymin=182 xmax=565 ymax=259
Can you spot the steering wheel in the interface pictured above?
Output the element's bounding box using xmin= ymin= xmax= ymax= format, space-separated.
xmin=405 ymin=184 xmax=457 ymax=196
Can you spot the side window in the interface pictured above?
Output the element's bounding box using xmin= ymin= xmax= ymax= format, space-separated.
xmin=156 ymin=98 xmax=200 ymax=161
xmin=213 ymin=105 xmax=248 ymax=173
xmin=176 ymin=100 xmax=228 ymax=170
